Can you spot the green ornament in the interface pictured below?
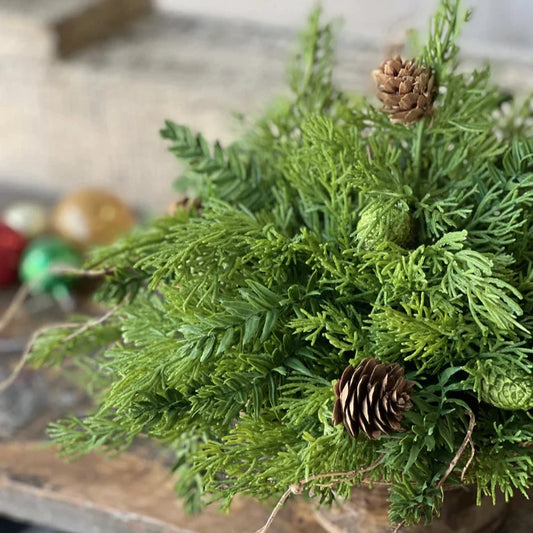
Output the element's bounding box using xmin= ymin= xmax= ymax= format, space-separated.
xmin=19 ymin=236 xmax=81 ymax=299
xmin=356 ymin=201 xmax=415 ymax=249
xmin=476 ymin=359 xmax=533 ymax=410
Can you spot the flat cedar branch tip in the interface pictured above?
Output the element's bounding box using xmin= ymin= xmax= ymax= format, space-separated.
xmin=13 ymin=0 xmax=533 ymax=528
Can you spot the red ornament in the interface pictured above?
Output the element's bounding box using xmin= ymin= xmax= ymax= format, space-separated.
xmin=0 ymin=222 xmax=27 ymax=287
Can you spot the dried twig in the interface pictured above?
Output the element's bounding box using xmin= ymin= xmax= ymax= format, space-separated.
xmin=62 ymin=300 xmax=125 ymax=342
xmin=391 ymin=519 xmax=406 ymax=533
xmin=253 ymin=455 xmax=385 ymax=533
xmin=0 ymin=283 xmax=31 ymax=333
xmin=254 ymin=485 xmax=298 ymax=533
xmin=50 ymin=266 xmax=116 ymax=277
xmin=0 ymin=322 xmax=74 ymax=393
xmin=436 ymin=410 xmax=476 ymax=490
xmin=0 ymin=302 xmax=124 ymax=394
xmin=0 ymin=266 xmax=114 ymax=335
xmin=388 ymin=413 xmax=476 ymax=532
xmin=461 ymin=435 xmax=476 ymax=482
xmin=304 ymin=455 xmax=385 ymax=489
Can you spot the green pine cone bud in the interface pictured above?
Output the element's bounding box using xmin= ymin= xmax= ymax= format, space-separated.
xmin=476 ymin=359 xmax=533 ymax=410
xmin=356 ymin=201 xmax=415 ymax=249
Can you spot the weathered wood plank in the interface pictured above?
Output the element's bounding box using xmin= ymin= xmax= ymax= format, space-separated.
xmin=0 ymin=441 xmax=323 ymax=533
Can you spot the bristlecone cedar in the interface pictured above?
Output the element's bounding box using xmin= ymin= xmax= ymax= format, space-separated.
xmin=333 ymin=358 xmax=414 ymax=439
xmin=373 ymin=55 xmax=435 ymax=125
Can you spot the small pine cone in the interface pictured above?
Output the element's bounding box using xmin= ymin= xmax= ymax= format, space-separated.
xmin=167 ymin=196 xmax=202 ymax=216
xmin=356 ymin=201 xmax=416 ymax=249
xmin=475 ymin=359 xmax=533 ymax=410
xmin=333 ymin=358 xmax=414 ymax=439
xmin=373 ymin=55 xmax=435 ymax=125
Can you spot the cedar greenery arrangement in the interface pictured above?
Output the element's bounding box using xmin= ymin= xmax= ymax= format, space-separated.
xmin=25 ymin=0 xmax=533 ymax=528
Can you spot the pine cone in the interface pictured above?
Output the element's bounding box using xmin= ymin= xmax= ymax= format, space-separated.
xmin=333 ymin=358 xmax=414 ymax=439
xmin=373 ymin=55 xmax=435 ymax=125
xmin=167 ymin=196 xmax=202 ymax=216
xmin=475 ymin=359 xmax=533 ymax=410
xmin=356 ymin=201 xmax=416 ymax=249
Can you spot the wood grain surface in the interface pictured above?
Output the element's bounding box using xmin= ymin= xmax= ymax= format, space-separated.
xmin=0 ymin=441 xmax=322 ymax=533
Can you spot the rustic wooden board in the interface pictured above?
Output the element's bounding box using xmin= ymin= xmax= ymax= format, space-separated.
xmin=0 ymin=441 xmax=322 ymax=533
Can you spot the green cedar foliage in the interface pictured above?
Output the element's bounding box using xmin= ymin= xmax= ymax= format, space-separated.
xmin=29 ymin=0 xmax=533 ymax=526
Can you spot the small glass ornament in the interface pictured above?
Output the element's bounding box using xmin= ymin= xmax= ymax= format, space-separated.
xmin=19 ymin=236 xmax=81 ymax=302
xmin=52 ymin=188 xmax=136 ymax=249
xmin=2 ymin=202 xmax=50 ymax=239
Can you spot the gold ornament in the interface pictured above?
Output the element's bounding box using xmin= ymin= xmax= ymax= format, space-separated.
xmin=52 ymin=188 xmax=136 ymax=249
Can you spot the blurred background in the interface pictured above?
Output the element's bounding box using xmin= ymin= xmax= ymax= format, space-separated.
xmin=1 ymin=0 xmax=533 ymax=211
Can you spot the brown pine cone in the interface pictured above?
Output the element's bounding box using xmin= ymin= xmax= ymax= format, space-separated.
xmin=167 ymin=196 xmax=202 ymax=216
xmin=373 ymin=55 xmax=436 ymax=125
xmin=333 ymin=357 xmax=414 ymax=439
